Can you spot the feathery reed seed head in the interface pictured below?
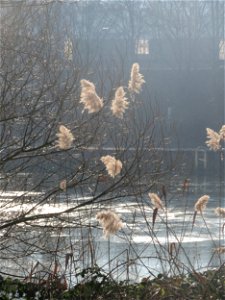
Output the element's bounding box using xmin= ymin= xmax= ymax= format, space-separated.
xmin=194 ymin=195 xmax=209 ymax=212
xmin=219 ymin=125 xmax=225 ymax=140
xmin=214 ymin=247 xmax=225 ymax=254
xmin=59 ymin=180 xmax=67 ymax=191
xmin=80 ymin=79 xmax=103 ymax=113
xmin=128 ymin=63 xmax=145 ymax=93
xmin=96 ymin=210 xmax=124 ymax=238
xmin=111 ymin=86 xmax=129 ymax=118
xmin=100 ymin=155 xmax=122 ymax=178
xmin=206 ymin=128 xmax=221 ymax=151
xmin=56 ymin=125 xmax=74 ymax=150
xmin=215 ymin=207 xmax=225 ymax=216
xmin=148 ymin=193 xmax=164 ymax=210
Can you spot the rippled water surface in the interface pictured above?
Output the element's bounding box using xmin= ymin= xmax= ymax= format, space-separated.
xmin=0 ymin=175 xmax=224 ymax=281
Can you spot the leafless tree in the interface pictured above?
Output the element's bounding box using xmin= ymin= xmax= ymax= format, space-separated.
xmin=0 ymin=1 xmax=179 ymax=285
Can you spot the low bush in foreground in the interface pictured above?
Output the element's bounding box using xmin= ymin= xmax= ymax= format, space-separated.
xmin=1 ymin=265 xmax=225 ymax=300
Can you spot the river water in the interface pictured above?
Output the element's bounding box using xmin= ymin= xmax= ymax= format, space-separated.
xmin=0 ymin=174 xmax=224 ymax=283
xmin=91 ymin=175 xmax=225 ymax=281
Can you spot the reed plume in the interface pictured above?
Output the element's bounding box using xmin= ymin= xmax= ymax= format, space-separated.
xmin=59 ymin=180 xmax=67 ymax=191
xmin=219 ymin=125 xmax=225 ymax=140
xmin=100 ymin=155 xmax=122 ymax=178
xmin=215 ymin=207 xmax=225 ymax=216
xmin=128 ymin=63 xmax=145 ymax=93
xmin=56 ymin=125 xmax=74 ymax=150
xmin=214 ymin=247 xmax=225 ymax=254
xmin=206 ymin=128 xmax=221 ymax=151
xmin=111 ymin=86 xmax=129 ymax=118
xmin=194 ymin=195 xmax=209 ymax=213
xmin=148 ymin=193 xmax=164 ymax=210
xmin=80 ymin=79 xmax=103 ymax=113
xmin=96 ymin=210 xmax=124 ymax=238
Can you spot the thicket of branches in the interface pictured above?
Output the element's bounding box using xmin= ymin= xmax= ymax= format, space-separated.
xmin=0 ymin=1 xmax=178 ymax=284
xmin=3 ymin=2 xmax=224 ymax=294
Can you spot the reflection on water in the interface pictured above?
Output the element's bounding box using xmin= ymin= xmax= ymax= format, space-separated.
xmin=93 ymin=175 xmax=225 ymax=280
xmin=0 ymin=175 xmax=224 ymax=281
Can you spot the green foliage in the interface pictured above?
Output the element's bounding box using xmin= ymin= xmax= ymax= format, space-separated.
xmin=1 ymin=266 xmax=225 ymax=299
